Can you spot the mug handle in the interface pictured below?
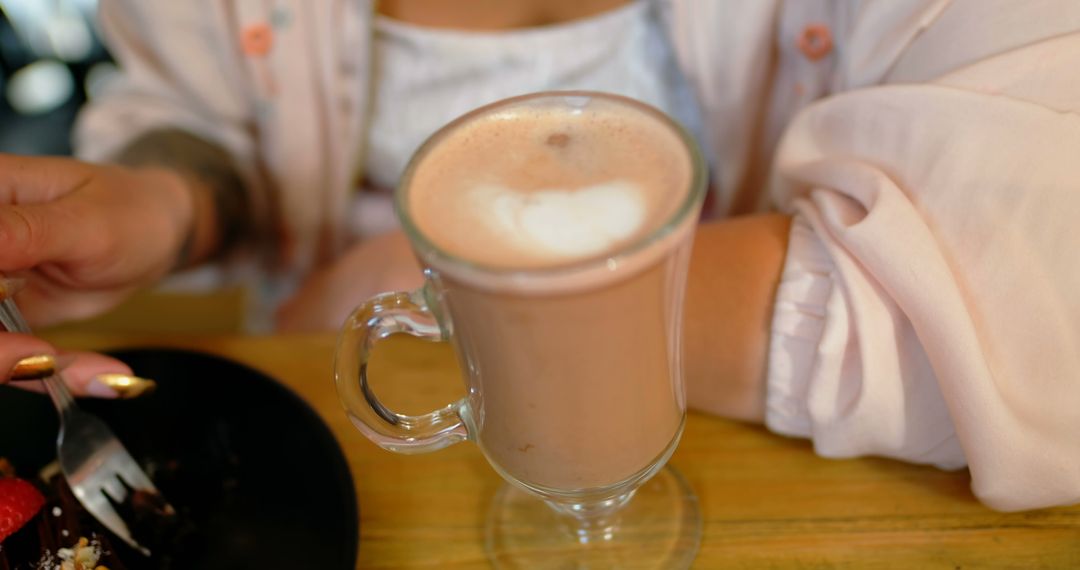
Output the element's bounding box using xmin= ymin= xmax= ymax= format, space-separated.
xmin=334 ymin=284 xmax=469 ymax=454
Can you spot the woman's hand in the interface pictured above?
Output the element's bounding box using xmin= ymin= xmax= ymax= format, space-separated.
xmin=0 ymin=153 xmax=194 ymax=326
xmin=276 ymin=230 xmax=425 ymax=332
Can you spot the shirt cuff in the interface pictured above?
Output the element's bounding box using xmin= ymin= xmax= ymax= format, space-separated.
xmin=764 ymin=214 xmax=834 ymax=440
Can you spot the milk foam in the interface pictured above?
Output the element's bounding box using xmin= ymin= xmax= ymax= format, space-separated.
xmin=470 ymin=180 xmax=645 ymax=260
xmin=406 ymin=94 xmax=694 ymax=272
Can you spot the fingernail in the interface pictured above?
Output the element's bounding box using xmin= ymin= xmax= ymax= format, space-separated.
xmin=86 ymin=376 xmax=119 ymax=398
xmin=8 ymin=354 xmax=75 ymax=381
xmin=10 ymin=354 xmax=57 ymax=381
xmin=91 ymin=373 xmax=156 ymax=399
xmin=0 ymin=277 xmax=26 ymax=301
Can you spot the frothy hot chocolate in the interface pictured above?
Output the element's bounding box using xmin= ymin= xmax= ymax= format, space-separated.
xmin=400 ymin=93 xmax=701 ymax=491
xmin=407 ymin=96 xmax=692 ymax=269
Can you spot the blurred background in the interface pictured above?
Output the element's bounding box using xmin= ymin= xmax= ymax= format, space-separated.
xmin=0 ymin=0 xmax=116 ymax=156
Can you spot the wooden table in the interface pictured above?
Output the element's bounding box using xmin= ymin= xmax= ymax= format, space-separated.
xmin=43 ymin=332 xmax=1080 ymax=569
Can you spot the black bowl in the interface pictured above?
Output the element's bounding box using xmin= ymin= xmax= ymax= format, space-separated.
xmin=0 ymin=347 xmax=358 ymax=569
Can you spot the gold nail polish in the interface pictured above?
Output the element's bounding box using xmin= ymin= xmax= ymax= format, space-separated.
xmin=94 ymin=374 xmax=157 ymax=399
xmin=0 ymin=277 xmax=25 ymax=301
xmin=9 ymin=354 xmax=57 ymax=381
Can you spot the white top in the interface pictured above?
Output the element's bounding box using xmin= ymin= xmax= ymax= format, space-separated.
xmin=353 ymin=1 xmax=703 ymax=240
xmin=77 ymin=0 xmax=1080 ymax=512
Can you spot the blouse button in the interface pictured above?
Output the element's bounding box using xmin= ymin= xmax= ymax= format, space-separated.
xmin=241 ymin=23 xmax=274 ymax=57
xmin=797 ymin=23 xmax=833 ymax=62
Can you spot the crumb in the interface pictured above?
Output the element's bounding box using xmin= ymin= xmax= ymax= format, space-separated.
xmin=52 ymin=506 xmax=62 ymax=517
xmin=54 ymin=536 xmax=105 ymax=570
xmin=546 ymin=133 xmax=570 ymax=148
xmin=38 ymin=461 xmax=61 ymax=483
xmin=34 ymin=549 xmax=56 ymax=570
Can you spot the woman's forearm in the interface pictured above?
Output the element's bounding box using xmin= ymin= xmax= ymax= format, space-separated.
xmin=683 ymin=213 xmax=792 ymax=422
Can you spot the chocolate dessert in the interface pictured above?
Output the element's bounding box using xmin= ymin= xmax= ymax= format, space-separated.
xmin=0 ymin=458 xmax=192 ymax=570
xmin=0 ymin=460 xmax=123 ymax=570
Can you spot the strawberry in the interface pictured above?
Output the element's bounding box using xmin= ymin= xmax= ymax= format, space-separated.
xmin=0 ymin=476 xmax=45 ymax=542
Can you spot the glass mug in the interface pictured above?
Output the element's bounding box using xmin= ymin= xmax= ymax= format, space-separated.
xmin=335 ymin=92 xmax=706 ymax=568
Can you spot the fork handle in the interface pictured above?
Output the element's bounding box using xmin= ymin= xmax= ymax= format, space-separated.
xmin=0 ymin=297 xmax=31 ymax=332
xmin=42 ymin=374 xmax=77 ymax=416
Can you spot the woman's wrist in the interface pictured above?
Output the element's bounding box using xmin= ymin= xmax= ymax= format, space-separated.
xmin=164 ymin=168 xmax=220 ymax=269
xmin=126 ymin=166 xmax=217 ymax=271
xmin=113 ymin=129 xmax=249 ymax=270
xmin=683 ymin=213 xmax=793 ymax=422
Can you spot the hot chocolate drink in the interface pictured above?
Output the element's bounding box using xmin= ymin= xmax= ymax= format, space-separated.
xmin=401 ymin=94 xmax=698 ymax=490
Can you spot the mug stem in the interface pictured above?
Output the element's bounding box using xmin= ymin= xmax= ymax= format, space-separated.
xmin=546 ymin=490 xmax=637 ymax=544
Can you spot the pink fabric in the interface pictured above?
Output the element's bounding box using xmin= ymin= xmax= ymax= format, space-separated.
xmin=769 ymin=83 xmax=1080 ymax=511
xmin=75 ymin=0 xmax=1080 ymax=510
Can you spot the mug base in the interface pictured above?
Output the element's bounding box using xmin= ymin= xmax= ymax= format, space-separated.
xmin=485 ymin=465 xmax=702 ymax=569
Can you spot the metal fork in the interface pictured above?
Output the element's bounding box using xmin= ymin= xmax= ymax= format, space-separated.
xmin=0 ymin=280 xmax=169 ymax=556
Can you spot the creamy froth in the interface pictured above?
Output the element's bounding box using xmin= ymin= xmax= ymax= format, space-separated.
xmin=406 ymin=96 xmax=692 ymax=269
xmin=470 ymin=180 xmax=645 ymax=259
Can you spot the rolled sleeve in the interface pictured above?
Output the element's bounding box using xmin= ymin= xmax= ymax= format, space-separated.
xmin=765 ymin=216 xmax=831 ymax=440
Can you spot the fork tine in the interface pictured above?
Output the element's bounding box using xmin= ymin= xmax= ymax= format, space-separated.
xmin=101 ymin=473 xmax=129 ymax=504
xmin=76 ymin=489 xmax=150 ymax=556
xmin=113 ymin=452 xmax=157 ymax=491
